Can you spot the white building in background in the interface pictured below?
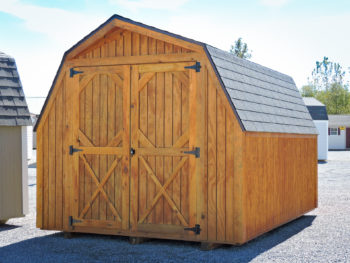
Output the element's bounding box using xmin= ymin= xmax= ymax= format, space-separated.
xmin=328 ymin=115 xmax=350 ymax=150
xmin=303 ymin=97 xmax=328 ymax=160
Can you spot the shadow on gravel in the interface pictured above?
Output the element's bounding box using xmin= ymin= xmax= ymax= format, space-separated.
xmin=0 ymin=216 xmax=315 ymax=263
xmin=0 ymin=224 xmax=20 ymax=232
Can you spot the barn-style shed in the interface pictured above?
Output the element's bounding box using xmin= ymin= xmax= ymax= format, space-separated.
xmin=35 ymin=15 xmax=318 ymax=246
xmin=0 ymin=51 xmax=31 ymax=224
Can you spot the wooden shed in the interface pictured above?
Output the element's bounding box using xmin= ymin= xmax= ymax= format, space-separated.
xmin=34 ymin=15 xmax=318 ymax=246
xmin=0 ymin=51 xmax=31 ymax=224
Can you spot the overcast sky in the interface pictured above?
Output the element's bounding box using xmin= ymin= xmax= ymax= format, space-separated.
xmin=1 ymin=0 xmax=350 ymax=114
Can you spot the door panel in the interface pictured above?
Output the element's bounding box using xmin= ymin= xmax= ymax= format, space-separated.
xmin=130 ymin=63 xmax=204 ymax=239
xmin=69 ymin=62 xmax=205 ymax=239
xmin=71 ymin=66 xmax=130 ymax=230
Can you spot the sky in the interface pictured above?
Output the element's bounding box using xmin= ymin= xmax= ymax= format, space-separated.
xmin=1 ymin=0 xmax=350 ymax=114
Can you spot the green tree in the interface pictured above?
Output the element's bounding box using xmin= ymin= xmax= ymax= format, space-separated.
xmin=311 ymin=57 xmax=346 ymax=90
xmin=230 ymin=38 xmax=252 ymax=59
xmin=302 ymin=57 xmax=350 ymax=114
xmin=301 ymin=85 xmax=317 ymax=97
xmin=316 ymin=83 xmax=350 ymax=114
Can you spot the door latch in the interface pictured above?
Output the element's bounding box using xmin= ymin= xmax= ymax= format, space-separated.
xmin=69 ymin=145 xmax=83 ymax=155
xmin=130 ymin=148 xmax=136 ymax=157
xmin=184 ymin=224 xmax=201 ymax=235
xmin=183 ymin=147 xmax=200 ymax=158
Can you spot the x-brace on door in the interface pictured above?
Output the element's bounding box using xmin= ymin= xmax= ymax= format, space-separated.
xmin=69 ymin=65 xmax=130 ymax=231
xmin=130 ymin=62 xmax=206 ymax=240
xmin=68 ymin=62 xmax=205 ymax=240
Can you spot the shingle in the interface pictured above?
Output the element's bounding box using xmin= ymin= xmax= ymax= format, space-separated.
xmin=16 ymin=117 xmax=32 ymax=126
xmin=16 ymin=107 xmax=31 ymax=116
xmin=0 ymin=78 xmax=21 ymax=88
xmin=0 ymin=52 xmax=31 ymax=126
xmin=0 ymin=68 xmax=14 ymax=78
xmin=207 ymin=45 xmax=295 ymax=84
xmin=207 ymin=45 xmax=317 ymax=135
xmin=0 ymin=106 xmax=18 ymax=116
xmin=213 ymin=57 xmax=297 ymax=92
xmin=0 ymin=116 xmax=17 ymax=126
xmin=0 ymin=61 xmax=16 ymax=69
xmin=13 ymin=97 xmax=28 ymax=106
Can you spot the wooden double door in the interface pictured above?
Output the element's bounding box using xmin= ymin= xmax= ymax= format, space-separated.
xmin=69 ymin=62 xmax=205 ymax=239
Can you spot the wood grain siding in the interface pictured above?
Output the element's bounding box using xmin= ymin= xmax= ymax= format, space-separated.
xmin=75 ymin=29 xmax=193 ymax=60
xmin=37 ymin=80 xmax=65 ymax=230
xmin=0 ymin=126 xmax=23 ymax=220
xmin=242 ymin=132 xmax=317 ymax=242
xmin=206 ymin=71 xmax=242 ymax=243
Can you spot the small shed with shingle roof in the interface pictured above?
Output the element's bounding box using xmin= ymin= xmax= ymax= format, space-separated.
xmin=0 ymin=51 xmax=31 ymax=224
xmin=34 ymin=15 xmax=318 ymax=247
xmin=303 ymin=97 xmax=328 ymax=160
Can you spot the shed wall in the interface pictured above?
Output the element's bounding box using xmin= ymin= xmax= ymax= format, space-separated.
xmin=206 ymin=70 xmax=243 ymax=244
xmin=0 ymin=126 xmax=24 ymax=220
xmin=314 ymin=120 xmax=328 ymax=160
xmin=27 ymin=126 xmax=33 ymax=160
xmin=328 ymin=127 xmax=346 ymax=150
xmin=242 ymin=132 xmax=317 ymax=242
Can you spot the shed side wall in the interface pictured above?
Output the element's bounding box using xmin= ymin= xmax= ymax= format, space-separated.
xmin=0 ymin=126 xmax=23 ymax=220
xmin=37 ymin=78 xmax=65 ymax=230
xmin=206 ymin=66 xmax=245 ymax=244
xmin=243 ymin=132 xmax=317 ymax=242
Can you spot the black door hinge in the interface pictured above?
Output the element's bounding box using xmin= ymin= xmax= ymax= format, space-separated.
xmin=69 ymin=145 xmax=83 ymax=155
xmin=130 ymin=148 xmax=136 ymax=157
xmin=68 ymin=216 xmax=82 ymax=226
xmin=183 ymin=147 xmax=200 ymax=158
xmin=185 ymin=62 xmax=201 ymax=72
xmin=184 ymin=224 xmax=201 ymax=235
xmin=70 ymin=68 xmax=84 ymax=78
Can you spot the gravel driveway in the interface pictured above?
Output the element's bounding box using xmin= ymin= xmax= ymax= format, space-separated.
xmin=0 ymin=151 xmax=349 ymax=262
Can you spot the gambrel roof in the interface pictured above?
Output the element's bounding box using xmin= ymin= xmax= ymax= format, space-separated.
xmin=207 ymin=46 xmax=316 ymax=134
xmin=0 ymin=52 xmax=31 ymax=126
xmin=35 ymin=14 xmax=317 ymax=134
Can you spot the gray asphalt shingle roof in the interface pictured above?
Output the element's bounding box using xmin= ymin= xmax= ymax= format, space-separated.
xmin=0 ymin=52 xmax=31 ymax=126
xmin=206 ymin=45 xmax=317 ymax=134
xmin=328 ymin=115 xmax=350 ymax=127
xmin=303 ymin=97 xmax=328 ymax=121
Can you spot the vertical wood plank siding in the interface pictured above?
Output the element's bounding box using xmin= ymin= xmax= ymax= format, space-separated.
xmin=242 ymin=133 xmax=317 ymax=242
xmin=206 ymin=71 xmax=240 ymax=243
xmin=36 ymin=26 xmax=317 ymax=245
xmin=36 ymin=31 xmax=195 ymax=231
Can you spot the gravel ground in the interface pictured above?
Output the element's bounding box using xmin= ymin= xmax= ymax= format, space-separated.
xmin=0 ymin=151 xmax=349 ymax=262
